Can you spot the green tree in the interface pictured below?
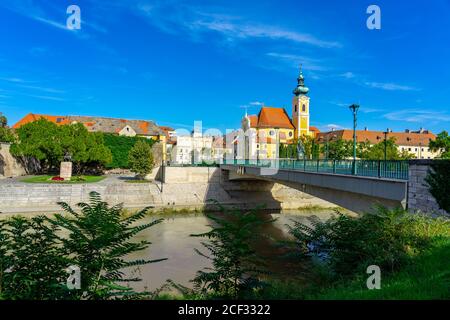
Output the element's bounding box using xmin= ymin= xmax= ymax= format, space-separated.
xmin=10 ymin=119 xmax=112 ymax=173
xmin=429 ymin=131 xmax=450 ymax=159
xmin=103 ymin=133 xmax=155 ymax=169
xmin=0 ymin=114 xmax=7 ymax=128
xmin=0 ymin=127 xmax=15 ymax=143
xmin=425 ymin=160 xmax=450 ymax=213
xmin=190 ymin=202 xmax=272 ymax=299
xmin=0 ymin=114 xmax=14 ymax=142
xmin=359 ymin=138 xmax=414 ymax=160
xmin=323 ymin=139 xmax=352 ymax=160
xmin=128 ymin=140 xmax=154 ymax=179
xmin=60 ymin=124 xmax=112 ymax=173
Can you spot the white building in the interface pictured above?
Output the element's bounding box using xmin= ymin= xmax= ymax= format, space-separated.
xmin=173 ymin=130 xmax=214 ymax=164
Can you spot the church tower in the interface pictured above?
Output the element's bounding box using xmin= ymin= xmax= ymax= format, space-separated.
xmin=292 ymin=65 xmax=310 ymax=138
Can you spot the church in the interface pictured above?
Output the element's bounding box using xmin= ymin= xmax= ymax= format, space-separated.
xmin=241 ymin=66 xmax=319 ymax=159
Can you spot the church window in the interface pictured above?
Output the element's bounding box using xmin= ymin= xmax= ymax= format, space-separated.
xmin=289 ymin=132 xmax=293 ymax=137
xmin=295 ymin=105 xmax=297 ymax=112
xmin=269 ymin=130 xmax=275 ymax=136
xmin=302 ymin=104 xmax=306 ymax=112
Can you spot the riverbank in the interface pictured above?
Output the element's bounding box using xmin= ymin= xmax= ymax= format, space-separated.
xmin=0 ymin=173 xmax=339 ymax=215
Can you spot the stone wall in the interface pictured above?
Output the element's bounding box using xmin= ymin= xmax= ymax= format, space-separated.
xmin=407 ymin=160 xmax=449 ymax=217
xmin=0 ymin=166 xmax=339 ymax=214
xmin=0 ymin=143 xmax=26 ymax=178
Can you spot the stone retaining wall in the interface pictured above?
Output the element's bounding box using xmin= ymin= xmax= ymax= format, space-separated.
xmin=407 ymin=160 xmax=449 ymax=217
xmin=0 ymin=167 xmax=338 ymax=214
xmin=0 ymin=143 xmax=26 ymax=178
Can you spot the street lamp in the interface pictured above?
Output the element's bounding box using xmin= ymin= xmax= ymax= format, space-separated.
xmin=349 ymin=104 xmax=360 ymax=174
xmin=383 ymin=128 xmax=391 ymax=162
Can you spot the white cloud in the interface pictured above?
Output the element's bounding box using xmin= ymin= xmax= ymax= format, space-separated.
xmin=340 ymin=72 xmax=355 ymax=79
xmin=28 ymin=95 xmax=65 ymax=102
xmin=364 ymin=82 xmax=420 ymax=91
xmin=249 ymin=101 xmax=264 ymax=106
xmin=136 ymin=3 xmax=341 ymax=49
xmin=383 ymin=109 xmax=450 ymax=123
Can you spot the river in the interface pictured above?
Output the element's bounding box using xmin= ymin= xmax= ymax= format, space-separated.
xmin=125 ymin=210 xmax=336 ymax=293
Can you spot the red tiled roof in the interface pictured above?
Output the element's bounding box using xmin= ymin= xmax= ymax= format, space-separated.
xmin=317 ymin=130 xmax=436 ymax=146
xmin=13 ymin=113 xmax=164 ymax=136
xmin=257 ymin=107 xmax=294 ymax=129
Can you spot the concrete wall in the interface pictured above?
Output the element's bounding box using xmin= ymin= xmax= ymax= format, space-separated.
xmin=407 ymin=160 xmax=449 ymax=217
xmin=162 ymin=166 xmax=221 ymax=183
xmin=0 ymin=143 xmax=26 ymax=178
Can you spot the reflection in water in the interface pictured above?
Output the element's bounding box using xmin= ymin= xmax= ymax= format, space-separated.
xmin=126 ymin=211 xmax=335 ymax=292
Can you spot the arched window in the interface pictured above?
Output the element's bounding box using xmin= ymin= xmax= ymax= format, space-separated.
xmin=294 ymin=104 xmax=297 ymax=112
xmin=302 ymin=104 xmax=306 ymax=112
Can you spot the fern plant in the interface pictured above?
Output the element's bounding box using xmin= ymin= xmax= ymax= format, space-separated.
xmin=190 ymin=201 xmax=273 ymax=299
xmin=48 ymin=191 xmax=167 ymax=300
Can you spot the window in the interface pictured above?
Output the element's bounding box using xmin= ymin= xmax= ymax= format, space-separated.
xmin=408 ymin=148 xmax=411 ymax=151
xmin=269 ymin=130 xmax=275 ymax=136
xmin=294 ymin=105 xmax=297 ymax=112
xmin=289 ymin=132 xmax=293 ymax=137
xmin=302 ymin=104 xmax=306 ymax=112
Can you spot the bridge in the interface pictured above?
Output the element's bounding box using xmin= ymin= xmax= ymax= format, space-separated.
xmin=221 ymin=159 xmax=418 ymax=213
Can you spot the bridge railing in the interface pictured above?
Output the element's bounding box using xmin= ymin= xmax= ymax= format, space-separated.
xmin=222 ymin=159 xmax=409 ymax=180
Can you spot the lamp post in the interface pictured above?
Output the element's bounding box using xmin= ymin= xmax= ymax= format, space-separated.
xmin=383 ymin=128 xmax=391 ymax=162
xmin=349 ymin=104 xmax=360 ymax=175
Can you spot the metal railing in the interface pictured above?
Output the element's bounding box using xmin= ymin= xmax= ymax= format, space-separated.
xmin=222 ymin=159 xmax=409 ymax=180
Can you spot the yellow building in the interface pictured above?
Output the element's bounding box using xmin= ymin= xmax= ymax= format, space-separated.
xmin=241 ymin=66 xmax=318 ymax=159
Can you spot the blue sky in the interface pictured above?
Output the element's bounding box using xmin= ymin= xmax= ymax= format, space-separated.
xmin=0 ymin=0 xmax=449 ymax=134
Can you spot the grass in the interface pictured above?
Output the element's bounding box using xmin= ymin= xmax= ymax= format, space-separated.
xmin=21 ymin=175 xmax=105 ymax=184
xmin=306 ymin=238 xmax=450 ymax=300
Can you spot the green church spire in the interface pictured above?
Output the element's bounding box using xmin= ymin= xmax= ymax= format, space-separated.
xmin=293 ymin=64 xmax=309 ymax=96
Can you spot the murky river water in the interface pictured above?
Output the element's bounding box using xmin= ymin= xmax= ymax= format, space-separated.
xmin=126 ymin=211 xmax=335 ymax=292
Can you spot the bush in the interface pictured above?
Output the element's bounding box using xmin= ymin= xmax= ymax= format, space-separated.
xmin=425 ymin=160 xmax=450 ymax=213
xmin=128 ymin=140 xmax=154 ymax=178
xmin=286 ymin=206 xmax=450 ymax=278
xmin=103 ymin=134 xmax=155 ymax=169
xmin=189 ymin=202 xmax=273 ymax=299
xmin=0 ymin=217 xmax=70 ymax=300
xmin=0 ymin=192 xmax=166 ymax=300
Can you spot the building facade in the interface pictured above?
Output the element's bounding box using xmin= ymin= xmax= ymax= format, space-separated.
xmin=316 ymin=128 xmax=440 ymax=159
xmin=240 ymin=66 xmax=318 ymax=159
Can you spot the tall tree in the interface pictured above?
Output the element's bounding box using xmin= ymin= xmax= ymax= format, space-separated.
xmin=128 ymin=140 xmax=154 ymax=179
xmin=11 ymin=119 xmax=111 ymax=172
xmin=429 ymin=131 xmax=450 ymax=159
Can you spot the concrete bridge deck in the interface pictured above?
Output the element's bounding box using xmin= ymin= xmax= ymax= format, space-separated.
xmin=221 ymin=162 xmax=408 ymax=213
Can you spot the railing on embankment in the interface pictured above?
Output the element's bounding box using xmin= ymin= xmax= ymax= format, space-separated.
xmin=222 ymin=159 xmax=409 ymax=181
